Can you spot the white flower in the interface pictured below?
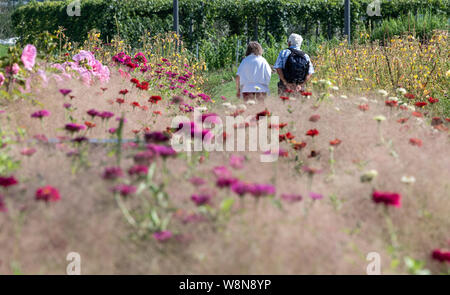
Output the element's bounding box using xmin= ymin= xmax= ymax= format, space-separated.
xmin=396 ymin=88 xmax=407 ymax=95
xmin=370 ymin=99 xmax=378 ymax=104
xmin=401 ymin=175 xmax=416 ymax=184
xmin=377 ymin=89 xmax=388 ymax=97
xmin=355 ymin=77 xmax=364 ymax=81
xmin=246 ymin=100 xmax=256 ymax=105
xmin=335 ymin=107 xmax=341 ymax=111
xmin=196 ymin=106 xmax=208 ymax=112
xmin=340 ymin=95 xmax=348 ymax=99
xmin=374 ymin=115 xmax=386 ymax=122
xmin=227 ymin=105 xmax=237 ymax=111
xmin=237 ymin=104 xmax=247 ymax=111
xmin=222 ymin=102 xmax=231 ymax=107
xmin=388 ymin=96 xmax=399 ymax=101
xmin=331 ymin=86 xmax=339 ymax=91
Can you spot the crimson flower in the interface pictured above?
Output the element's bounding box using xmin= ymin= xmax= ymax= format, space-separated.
xmin=112 ymin=184 xmax=136 ymax=197
xmin=102 ymin=167 xmax=123 ymax=180
xmin=306 ymin=129 xmax=319 ymax=137
xmin=385 ymin=100 xmax=398 ymax=107
xmin=119 ymin=89 xmax=129 ymax=95
xmin=131 ymin=101 xmax=141 ymax=108
xmin=0 ymin=176 xmax=18 ymax=188
xmin=329 ymin=138 xmax=342 ymax=146
xmin=256 ymin=109 xmax=270 ymax=120
xmin=116 ymin=98 xmax=125 ymax=104
xmin=431 ymin=249 xmax=450 ymax=263
xmin=404 ymin=93 xmax=415 ymax=99
xmin=280 ymin=96 xmax=290 ymax=101
xmin=428 ymin=97 xmax=439 ymax=104
xmin=301 ymin=91 xmax=312 ymax=96
xmin=35 ymin=186 xmax=61 ymax=202
xmin=415 ymin=101 xmax=428 ymax=108
xmin=149 ymin=95 xmax=162 ymax=104
xmin=130 ymin=78 xmax=139 ymax=84
xmin=372 ymin=191 xmax=401 ymax=207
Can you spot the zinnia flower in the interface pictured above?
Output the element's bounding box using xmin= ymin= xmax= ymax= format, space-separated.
xmin=87 ymin=109 xmax=99 ymax=118
xmin=415 ymin=101 xmax=427 ymax=108
xmin=372 ymin=191 xmax=401 ymax=207
xmin=329 ymin=138 xmax=342 ymax=146
xmin=229 ymin=154 xmax=245 ymax=169
xmin=35 ymin=186 xmax=61 ymax=202
xmin=281 ymin=193 xmax=303 ymax=203
xmin=102 ymin=167 xmax=124 ymax=180
xmin=306 ymin=129 xmax=319 ymax=137
xmin=309 ymin=192 xmax=323 ymax=200
xmin=247 ymin=183 xmax=275 ymax=198
xmin=431 ymin=249 xmax=450 ymax=263
xmin=191 ymin=194 xmax=211 ymax=206
xmin=31 ymin=109 xmax=51 ymax=119
xmin=149 ymin=95 xmax=162 ymax=104
xmin=409 ymin=138 xmax=422 ymax=147
xmin=59 ymin=89 xmax=72 ymax=96
xmin=128 ymin=165 xmax=149 ymax=177
xmin=0 ymin=176 xmax=18 ymax=188
xmin=20 ymin=148 xmax=37 ymax=156
xmin=65 ymin=123 xmax=86 ymax=133
xmin=99 ymin=111 xmax=114 ymax=120
xmin=428 ymin=97 xmax=439 ymax=104
xmin=309 ymin=114 xmax=321 ymax=122
xmin=112 ymin=184 xmax=136 ymax=197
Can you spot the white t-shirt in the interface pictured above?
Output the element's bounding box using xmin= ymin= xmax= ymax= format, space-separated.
xmin=237 ymin=54 xmax=272 ymax=94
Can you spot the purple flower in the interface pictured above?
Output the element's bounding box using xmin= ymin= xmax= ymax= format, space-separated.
xmin=72 ymin=136 xmax=88 ymax=144
xmin=231 ymin=181 xmax=250 ymax=196
xmin=108 ymin=128 xmax=117 ymax=134
xmin=191 ymin=194 xmax=211 ymax=206
xmin=128 ymin=165 xmax=149 ymax=177
xmin=248 ymin=183 xmax=276 ymax=198
xmin=133 ymin=150 xmax=156 ymax=165
xmin=63 ymin=103 xmax=72 ymax=109
xmin=31 ymin=109 xmax=50 ymax=119
xmin=102 ymin=167 xmax=124 ymax=180
xmin=59 ymin=89 xmax=72 ymax=96
xmin=112 ymin=184 xmax=136 ymax=197
xmin=153 ymin=230 xmax=172 ymax=242
xmin=213 ymin=166 xmax=231 ymax=178
xmin=146 ymin=144 xmax=176 ymax=157
xmin=87 ymin=109 xmax=99 ymax=118
xmin=65 ymin=123 xmax=86 ymax=133
xmin=281 ymin=194 xmax=303 ymax=203
xmin=98 ymin=111 xmax=114 ymax=120
xmin=309 ymin=192 xmax=323 ymax=200
xmin=144 ymin=131 xmax=170 ymax=143
xmin=216 ymin=176 xmax=238 ymax=188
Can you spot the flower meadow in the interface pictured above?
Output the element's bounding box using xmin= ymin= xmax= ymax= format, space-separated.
xmin=0 ymin=33 xmax=449 ymax=275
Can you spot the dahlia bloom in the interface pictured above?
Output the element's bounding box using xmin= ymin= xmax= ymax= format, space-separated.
xmin=35 ymin=186 xmax=61 ymax=202
xmin=372 ymin=191 xmax=401 ymax=207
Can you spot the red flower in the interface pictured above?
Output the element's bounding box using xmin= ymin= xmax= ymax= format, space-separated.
xmin=35 ymin=186 xmax=61 ymax=202
xmin=280 ymin=96 xmax=290 ymax=101
xmin=116 ymin=98 xmax=125 ymax=104
xmin=409 ymin=138 xmax=423 ymax=147
xmin=309 ymin=114 xmax=321 ymax=122
xmin=131 ymin=101 xmax=141 ymax=108
xmin=445 ymin=118 xmax=450 ymax=122
xmin=119 ymin=89 xmax=129 ymax=95
xmin=385 ymin=100 xmax=398 ymax=107
xmin=256 ymin=109 xmax=270 ymax=121
xmin=397 ymin=118 xmax=408 ymax=124
xmin=329 ymin=138 xmax=342 ymax=146
xmin=404 ymin=93 xmax=415 ymax=99
xmin=301 ymin=91 xmax=312 ymax=96
xmin=130 ymin=78 xmax=140 ymax=84
xmin=431 ymin=249 xmax=450 ymax=263
xmin=306 ymin=129 xmax=319 ymax=137
xmin=292 ymin=141 xmax=307 ymax=150
xmin=0 ymin=176 xmax=18 ymax=188
xmin=138 ymin=81 xmax=149 ymax=91
xmin=285 ymin=132 xmax=295 ymax=140
xmin=85 ymin=121 xmax=96 ymax=129
xmin=358 ymin=104 xmax=369 ymax=111
xmin=153 ymin=111 xmax=162 ymax=115
xmin=372 ymin=191 xmax=401 ymax=207
xmin=415 ymin=101 xmax=428 ymax=108
xmin=149 ymin=95 xmax=162 ymax=104
xmin=428 ymin=97 xmax=439 ymax=104
xmin=411 ymin=111 xmax=423 ymax=118
xmin=279 ymin=134 xmax=286 ymax=142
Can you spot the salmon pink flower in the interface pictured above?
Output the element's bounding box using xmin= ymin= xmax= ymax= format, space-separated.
xmin=85 ymin=121 xmax=96 ymax=129
xmin=329 ymin=138 xmax=342 ymax=146
xmin=35 ymin=186 xmax=61 ymax=202
xmin=411 ymin=111 xmax=423 ymax=118
xmin=0 ymin=176 xmax=18 ymax=188
xmin=358 ymin=104 xmax=369 ymax=111
xmin=21 ymin=44 xmax=37 ymax=71
xmin=153 ymin=230 xmax=172 ymax=242
xmin=409 ymin=138 xmax=422 ymax=147
xmin=372 ymin=191 xmax=401 ymax=207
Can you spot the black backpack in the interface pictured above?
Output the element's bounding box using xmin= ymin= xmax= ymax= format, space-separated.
xmin=282 ymin=48 xmax=310 ymax=84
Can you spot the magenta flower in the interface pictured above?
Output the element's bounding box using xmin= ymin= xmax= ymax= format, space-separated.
xmin=0 ymin=176 xmax=18 ymax=188
xmin=99 ymin=111 xmax=114 ymax=120
xmin=231 ymin=181 xmax=250 ymax=196
xmin=146 ymin=144 xmax=176 ymax=157
xmin=281 ymin=194 xmax=303 ymax=203
xmin=191 ymin=194 xmax=211 ymax=206
xmin=72 ymin=136 xmax=88 ymax=144
xmin=102 ymin=167 xmax=124 ymax=180
xmin=309 ymin=192 xmax=323 ymax=200
xmin=372 ymin=191 xmax=402 ymax=207
xmin=108 ymin=128 xmax=117 ymax=134
xmin=65 ymin=123 xmax=86 ymax=133
xmin=21 ymin=44 xmax=37 ymax=71
xmin=20 ymin=147 xmax=37 ymax=156
xmin=133 ymin=150 xmax=156 ymax=165
xmin=0 ymin=73 xmax=5 ymax=86
xmin=248 ymin=183 xmax=276 ymax=198
xmin=31 ymin=109 xmax=51 ymax=119
xmin=35 ymin=186 xmax=61 ymax=202
xmin=216 ymin=176 xmax=238 ymax=188
xmin=189 ymin=177 xmax=206 ymax=186
xmin=128 ymin=165 xmax=149 ymax=177
xmin=59 ymin=89 xmax=72 ymax=96
xmin=229 ymin=154 xmax=245 ymax=169
xmin=431 ymin=249 xmax=450 ymax=263
xmin=112 ymin=184 xmax=137 ymax=197
xmin=153 ymin=230 xmax=173 ymax=242
xmin=87 ymin=109 xmax=99 ymax=118
xmin=144 ymin=132 xmax=170 ymax=143
xmin=213 ymin=166 xmax=232 ymax=178
xmin=63 ymin=103 xmax=72 ymax=109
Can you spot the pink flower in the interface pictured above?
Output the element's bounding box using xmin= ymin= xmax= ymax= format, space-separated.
xmin=12 ymin=63 xmax=20 ymax=75
xmin=21 ymin=44 xmax=37 ymax=71
xmin=229 ymin=154 xmax=245 ymax=169
xmin=0 ymin=73 xmax=5 ymax=86
xmin=0 ymin=176 xmax=18 ymax=188
xmin=65 ymin=123 xmax=86 ymax=133
xmin=189 ymin=177 xmax=206 ymax=186
xmin=20 ymin=148 xmax=37 ymax=157
xmin=128 ymin=165 xmax=149 ymax=177
xmin=31 ymin=109 xmax=51 ymax=119
xmin=309 ymin=192 xmax=323 ymax=200
xmin=191 ymin=194 xmax=211 ymax=206
xmin=153 ymin=230 xmax=172 ymax=242
xmin=35 ymin=186 xmax=61 ymax=202
xmin=431 ymin=249 xmax=450 ymax=263
xmin=102 ymin=167 xmax=124 ymax=180
xmin=213 ymin=166 xmax=231 ymax=178
xmin=372 ymin=191 xmax=401 ymax=207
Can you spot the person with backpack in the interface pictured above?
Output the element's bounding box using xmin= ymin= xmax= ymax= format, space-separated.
xmin=236 ymin=41 xmax=272 ymax=101
xmin=274 ymin=33 xmax=314 ymax=95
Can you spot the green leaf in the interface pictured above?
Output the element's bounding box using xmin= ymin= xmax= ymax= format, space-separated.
xmin=220 ymin=197 xmax=235 ymax=214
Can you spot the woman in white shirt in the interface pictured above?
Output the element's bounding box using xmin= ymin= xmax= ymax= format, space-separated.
xmin=236 ymin=42 xmax=272 ymax=101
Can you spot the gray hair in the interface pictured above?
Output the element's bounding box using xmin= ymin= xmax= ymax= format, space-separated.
xmin=288 ymin=33 xmax=303 ymax=48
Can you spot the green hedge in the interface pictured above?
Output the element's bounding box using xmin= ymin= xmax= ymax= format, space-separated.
xmin=12 ymin=0 xmax=450 ymax=46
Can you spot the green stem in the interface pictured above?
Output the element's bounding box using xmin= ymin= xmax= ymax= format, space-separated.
xmin=115 ymin=194 xmax=137 ymax=227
